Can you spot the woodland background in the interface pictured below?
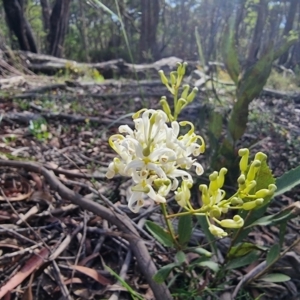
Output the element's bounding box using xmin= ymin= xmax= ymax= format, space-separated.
xmin=0 ymin=0 xmax=299 ymax=69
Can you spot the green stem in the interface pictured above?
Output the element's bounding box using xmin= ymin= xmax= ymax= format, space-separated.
xmin=160 ymin=203 xmax=181 ymax=249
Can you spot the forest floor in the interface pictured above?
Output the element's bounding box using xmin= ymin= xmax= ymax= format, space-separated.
xmin=0 ymin=72 xmax=300 ymax=300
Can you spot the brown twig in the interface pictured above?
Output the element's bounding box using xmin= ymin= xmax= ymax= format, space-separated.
xmin=0 ymin=159 xmax=173 ymax=300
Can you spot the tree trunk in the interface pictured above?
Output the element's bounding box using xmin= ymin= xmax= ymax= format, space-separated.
xmin=247 ymin=0 xmax=268 ymax=63
xmin=47 ymin=0 xmax=71 ymax=58
xmin=139 ymin=0 xmax=160 ymax=62
xmin=278 ymin=0 xmax=299 ymax=65
xmin=78 ymin=0 xmax=90 ymax=62
xmin=40 ymin=0 xmax=51 ymax=32
xmin=2 ymin=0 xmax=37 ymax=53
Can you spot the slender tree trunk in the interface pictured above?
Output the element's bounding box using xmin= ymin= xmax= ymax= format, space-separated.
xmin=247 ymin=0 xmax=268 ymax=63
xmin=78 ymin=0 xmax=90 ymax=62
xmin=40 ymin=0 xmax=50 ymax=32
xmin=278 ymin=0 xmax=299 ymax=65
xmin=2 ymin=0 xmax=37 ymax=53
xmin=47 ymin=0 xmax=71 ymax=57
xmin=139 ymin=0 xmax=160 ymax=62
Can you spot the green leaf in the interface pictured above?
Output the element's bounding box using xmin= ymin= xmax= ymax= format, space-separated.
xmin=145 ymin=220 xmax=174 ymax=247
xmin=175 ymin=251 xmax=186 ymax=264
xmin=222 ymin=20 xmax=240 ymax=84
xmin=228 ymin=242 xmax=265 ymax=259
xmin=226 ymin=251 xmax=259 ymax=270
xmin=198 ymin=260 xmax=219 ymax=272
xmin=196 ymin=216 xmax=218 ymax=255
xmin=228 ymin=44 xmax=274 ymax=141
xmin=190 ymin=247 xmax=212 ymax=258
xmin=260 ymin=273 xmax=290 ymax=283
xmin=273 ymin=33 xmax=298 ymax=60
xmin=274 ymin=165 xmax=300 ymax=197
xmin=178 ymin=214 xmax=193 ymax=246
xmin=266 ymin=244 xmax=280 ymax=267
xmin=153 ymin=262 xmax=180 ymax=283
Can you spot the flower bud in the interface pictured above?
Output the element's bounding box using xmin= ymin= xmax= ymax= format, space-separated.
xmin=199 ymin=184 xmax=210 ymax=205
xmin=209 ymin=171 xmax=219 ymax=192
xmin=187 ymin=87 xmax=198 ymax=103
xmin=242 ymin=198 xmax=264 ymax=210
xmin=160 ymin=97 xmax=172 ymax=118
xmin=217 ymin=168 xmax=227 ymax=188
xmin=254 ymin=152 xmax=267 ymax=162
xmin=246 ymin=160 xmax=261 ymax=182
xmin=158 ymin=70 xmax=169 ymax=85
xmin=230 ymin=197 xmax=243 ymax=206
xmin=220 ymin=215 xmax=244 ymax=228
xmin=181 ymin=84 xmax=190 ymax=99
xmin=255 ymin=189 xmax=270 ymax=198
xmin=238 ymin=148 xmax=249 ymax=173
xmin=170 ymin=71 xmax=177 ymax=85
xmin=209 ymin=225 xmax=228 ymax=238
xmin=210 ymin=205 xmax=222 ymax=218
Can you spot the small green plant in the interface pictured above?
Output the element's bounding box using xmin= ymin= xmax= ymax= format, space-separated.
xmin=29 ymin=118 xmax=52 ymax=141
xmin=106 ymin=63 xmax=300 ymax=298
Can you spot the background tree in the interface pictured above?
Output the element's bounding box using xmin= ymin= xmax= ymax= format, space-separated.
xmin=2 ymin=0 xmax=37 ymax=53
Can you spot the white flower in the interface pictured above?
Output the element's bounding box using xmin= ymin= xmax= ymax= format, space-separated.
xmin=106 ymin=109 xmax=206 ymax=212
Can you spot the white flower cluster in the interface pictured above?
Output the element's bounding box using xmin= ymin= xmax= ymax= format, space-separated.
xmin=106 ymin=109 xmax=205 ymax=212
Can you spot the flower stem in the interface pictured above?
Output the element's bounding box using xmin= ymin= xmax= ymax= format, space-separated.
xmin=160 ymin=203 xmax=181 ymax=249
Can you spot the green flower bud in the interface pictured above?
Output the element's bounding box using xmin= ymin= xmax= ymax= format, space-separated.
xmin=160 ymin=96 xmax=172 ymax=118
xmin=231 ymin=197 xmax=243 ymax=206
xmin=237 ymin=174 xmax=246 ymax=189
xmin=210 ymin=205 xmax=222 ymax=218
xmin=158 ymin=70 xmax=169 ymax=85
xmin=177 ymin=62 xmax=187 ymax=77
xmin=242 ymin=198 xmax=263 ymax=210
xmin=220 ymin=215 xmax=244 ymax=228
xmin=199 ymin=184 xmax=210 ymax=205
xmin=217 ymin=168 xmax=227 ymax=188
xmin=246 ymin=160 xmax=261 ymax=182
xmin=181 ymin=84 xmax=190 ymax=99
xmin=238 ymin=148 xmax=249 ymax=173
xmin=255 ymin=189 xmax=270 ymax=198
xmin=254 ymin=152 xmax=267 ymax=162
xmin=209 ymin=224 xmax=228 ymax=238
xmin=242 ymin=180 xmax=257 ymax=194
xmin=170 ymin=71 xmax=177 ymax=85
xmin=209 ymin=171 xmax=219 ymax=192
xmin=187 ymin=87 xmax=198 ymax=103
xmin=268 ymin=184 xmax=277 ymax=194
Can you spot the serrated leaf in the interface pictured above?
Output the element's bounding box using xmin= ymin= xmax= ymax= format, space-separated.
xmin=226 ymin=251 xmax=259 ymax=270
xmin=260 ymin=273 xmax=290 ymax=283
xmin=274 ymin=165 xmax=300 ymax=197
xmin=266 ymin=244 xmax=280 ymax=266
xmin=175 ymin=251 xmax=186 ymax=264
xmin=198 ymin=260 xmax=219 ymax=272
xmin=178 ymin=214 xmax=192 ymax=246
xmin=153 ymin=262 xmax=180 ymax=283
xmin=145 ymin=220 xmax=174 ymax=247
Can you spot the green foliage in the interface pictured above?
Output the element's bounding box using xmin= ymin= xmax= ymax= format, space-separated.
xmin=222 ymin=20 xmax=240 ymax=84
xmin=274 ymin=165 xmax=300 ymax=197
xmin=145 ymin=220 xmax=174 ymax=247
xmin=177 ymin=215 xmax=193 ymax=247
xmin=29 ymin=118 xmax=52 ymax=141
